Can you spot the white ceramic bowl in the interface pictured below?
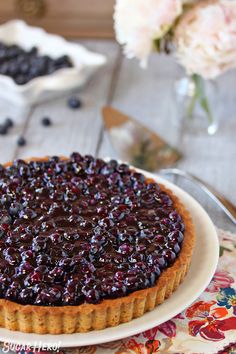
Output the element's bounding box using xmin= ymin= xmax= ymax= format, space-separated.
xmin=0 ymin=20 xmax=107 ymax=106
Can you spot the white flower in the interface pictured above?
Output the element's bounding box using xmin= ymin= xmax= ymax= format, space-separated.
xmin=114 ymin=0 xmax=182 ymax=67
xmin=174 ymin=0 xmax=236 ymax=79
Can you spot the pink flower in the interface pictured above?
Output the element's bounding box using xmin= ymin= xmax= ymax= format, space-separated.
xmin=206 ymin=270 xmax=234 ymax=293
xmin=115 ymin=338 xmax=160 ymax=354
xmin=114 ymin=0 xmax=182 ymax=66
xmin=140 ymin=320 xmax=176 ymax=341
xmin=157 ymin=320 xmax=176 ymax=338
xmin=174 ymin=312 xmax=185 ymax=320
xmin=142 ymin=326 xmax=159 ymax=340
xmin=174 ymin=0 xmax=236 ymax=79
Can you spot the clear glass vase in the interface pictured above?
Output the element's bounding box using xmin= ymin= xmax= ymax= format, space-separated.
xmin=175 ymin=75 xmax=219 ymax=135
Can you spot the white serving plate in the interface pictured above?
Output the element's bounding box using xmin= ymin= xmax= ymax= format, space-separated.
xmin=0 ymin=169 xmax=219 ymax=348
xmin=0 ymin=20 xmax=106 ymax=106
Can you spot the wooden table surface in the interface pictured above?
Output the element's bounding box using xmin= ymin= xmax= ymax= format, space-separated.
xmin=0 ymin=39 xmax=235 ymax=234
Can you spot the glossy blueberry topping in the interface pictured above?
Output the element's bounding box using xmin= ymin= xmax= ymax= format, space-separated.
xmin=0 ymin=154 xmax=184 ymax=306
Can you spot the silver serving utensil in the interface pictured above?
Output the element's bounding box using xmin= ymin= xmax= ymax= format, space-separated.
xmin=102 ymin=106 xmax=236 ymax=225
xmin=159 ymin=168 xmax=236 ymax=225
xmin=102 ymin=106 xmax=182 ymax=171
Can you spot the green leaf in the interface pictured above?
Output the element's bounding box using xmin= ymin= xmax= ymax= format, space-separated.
xmin=200 ymin=97 xmax=213 ymax=124
xmin=154 ymin=39 xmax=161 ymax=53
xmin=219 ymin=246 xmax=231 ymax=257
xmin=187 ymin=93 xmax=197 ymax=119
xmin=187 ymin=74 xmax=200 ymax=119
xmin=187 ymin=74 xmax=213 ymax=123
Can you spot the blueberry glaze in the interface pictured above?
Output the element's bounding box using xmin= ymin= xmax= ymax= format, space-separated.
xmin=0 ymin=154 xmax=185 ymax=306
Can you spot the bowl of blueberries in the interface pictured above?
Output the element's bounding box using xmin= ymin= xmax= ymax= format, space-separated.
xmin=0 ymin=20 xmax=106 ymax=106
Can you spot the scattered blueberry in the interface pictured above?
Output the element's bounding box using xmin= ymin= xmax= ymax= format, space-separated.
xmin=0 ymin=125 xmax=8 ymax=135
xmin=67 ymin=97 xmax=82 ymax=109
xmin=5 ymin=118 xmax=13 ymax=128
xmin=17 ymin=136 xmax=26 ymax=147
xmin=0 ymin=118 xmax=14 ymax=136
xmin=41 ymin=117 xmax=52 ymax=127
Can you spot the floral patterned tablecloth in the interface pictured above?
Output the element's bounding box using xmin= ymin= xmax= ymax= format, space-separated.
xmin=2 ymin=229 xmax=236 ymax=354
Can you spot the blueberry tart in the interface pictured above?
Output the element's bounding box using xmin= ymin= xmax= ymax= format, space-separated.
xmin=0 ymin=154 xmax=195 ymax=334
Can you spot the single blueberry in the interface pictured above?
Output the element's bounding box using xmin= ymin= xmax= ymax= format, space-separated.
xmin=67 ymin=97 xmax=82 ymax=109
xmin=0 ymin=124 xmax=8 ymax=135
xmin=41 ymin=117 xmax=52 ymax=127
xmin=4 ymin=118 xmax=14 ymax=128
xmin=17 ymin=136 xmax=26 ymax=147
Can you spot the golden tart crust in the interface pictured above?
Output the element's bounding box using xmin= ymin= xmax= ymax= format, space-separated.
xmin=0 ymin=158 xmax=195 ymax=334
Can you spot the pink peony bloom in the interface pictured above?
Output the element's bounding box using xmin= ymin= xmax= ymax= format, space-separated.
xmin=114 ymin=0 xmax=182 ymax=66
xmin=174 ymin=0 xmax=236 ymax=79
